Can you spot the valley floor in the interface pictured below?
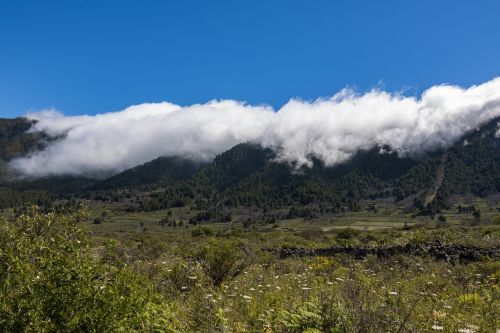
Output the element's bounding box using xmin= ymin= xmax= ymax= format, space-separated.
xmin=0 ymin=200 xmax=499 ymax=332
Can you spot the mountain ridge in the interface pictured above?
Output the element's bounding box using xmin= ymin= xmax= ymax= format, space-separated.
xmin=0 ymin=116 xmax=498 ymax=215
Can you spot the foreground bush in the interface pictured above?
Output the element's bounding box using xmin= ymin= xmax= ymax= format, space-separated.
xmin=0 ymin=207 xmax=164 ymax=332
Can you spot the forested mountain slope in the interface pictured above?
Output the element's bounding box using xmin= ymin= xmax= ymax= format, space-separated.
xmin=0 ymin=117 xmax=498 ymax=214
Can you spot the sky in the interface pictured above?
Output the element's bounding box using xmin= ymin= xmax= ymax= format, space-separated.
xmin=1 ymin=0 xmax=500 ymax=118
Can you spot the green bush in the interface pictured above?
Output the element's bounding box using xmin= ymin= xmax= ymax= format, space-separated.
xmin=191 ymin=226 xmax=214 ymax=237
xmin=0 ymin=207 xmax=154 ymax=332
xmin=194 ymin=238 xmax=247 ymax=286
xmin=335 ymin=227 xmax=361 ymax=240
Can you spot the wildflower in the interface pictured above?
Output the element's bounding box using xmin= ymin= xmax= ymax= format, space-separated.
xmin=458 ymin=329 xmax=475 ymax=333
xmin=465 ymin=325 xmax=479 ymax=331
xmin=327 ymin=281 xmax=333 ymax=285
xmin=388 ymin=291 xmax=398 ymax=296
xmin=249 ymin=288 xmax=255 ymax=291
xmin=242 ymin=295 xmax=252 ymax=299
xmin=301 ymin=287 xmax=311 ymax=290
xmin=181 ymin=286 xmax=188 ymax=290
xmin=188 ymin=276 xmax=197 ymax=280
xmin=431 ymin=325 xmax=443 ymax=330
xmin=335 ymin=278 xmax=344 ymax=282
xmin=432 ymin=311 xmax=446 ymax=319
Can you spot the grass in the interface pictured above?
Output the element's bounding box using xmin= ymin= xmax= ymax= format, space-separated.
xmin=1 ymin=201 xmax=498 ymax=332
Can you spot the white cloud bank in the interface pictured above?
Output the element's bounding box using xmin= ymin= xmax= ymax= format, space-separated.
xmin=9 ymin=78 xmax=500 ymax=178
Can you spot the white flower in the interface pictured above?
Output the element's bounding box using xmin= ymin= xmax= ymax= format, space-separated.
xmin=431 ymin=325 xmax=443 ymax=330
xmin=388 ymin=291 xmax=398 ymax=296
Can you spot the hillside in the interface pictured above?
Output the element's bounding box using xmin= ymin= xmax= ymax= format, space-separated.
xmin=94 ymin=156 xmax=204 ymax=190
xmin=0 ymin=117 xmax=498 ymax=215
xmin=125 ymin=117 xmax=500 ymax=214
xmin=0 ymin=118 xmax=50 ymax=182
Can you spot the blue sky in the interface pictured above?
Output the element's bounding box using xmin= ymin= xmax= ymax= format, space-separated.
xmin=1 ymin=0 xmax=499 ymax=118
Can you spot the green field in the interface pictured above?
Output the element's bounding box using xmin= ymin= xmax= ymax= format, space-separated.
xmin=1 ymin=199 xmax=499 ymax=332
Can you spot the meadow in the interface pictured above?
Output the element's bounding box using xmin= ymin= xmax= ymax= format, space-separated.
xmin=1 ymin=201 xmax=499 ymax=332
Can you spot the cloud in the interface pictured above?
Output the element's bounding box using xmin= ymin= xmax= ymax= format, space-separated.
xmin=9 ymin=78 xmax=500 ymax=178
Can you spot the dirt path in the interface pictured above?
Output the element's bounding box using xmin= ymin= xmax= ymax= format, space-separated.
xmin=424 ymin=152 xmax=448 ymax=206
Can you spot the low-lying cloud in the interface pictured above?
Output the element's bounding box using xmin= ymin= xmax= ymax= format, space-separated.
xmin=9 ymin=78 xmax=500 ymax=178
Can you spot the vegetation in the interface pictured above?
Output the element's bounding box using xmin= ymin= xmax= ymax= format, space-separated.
xmin=0 ymin=117 xmax=499 ymax=331
xmin=0 ymin=207 xmax=498 ymax=332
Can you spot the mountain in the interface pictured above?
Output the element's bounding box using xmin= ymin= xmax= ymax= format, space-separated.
xmin=0 ymin=116 xmax=498 ymax=215
xmin=94 ymin=156 xmax=203 ymax=190
xmin=0 ymin=118 xmax=49 ymax=182
xmin=0 ymin=118 xmax=48 ymax=161
xmin=126 ymin=117 xmax=499 ymax=214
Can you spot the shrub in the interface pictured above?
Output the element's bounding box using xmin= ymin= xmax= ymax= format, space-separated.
xmin=191 ymin=226 xmax=214 ymax=237
xmin=0 ymin=207 xmax=153 ymax=332
xmin=335 ymin=227 xmax=361 ymax=240
xmin=194 ymin=239 xmax=247 ymax=286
